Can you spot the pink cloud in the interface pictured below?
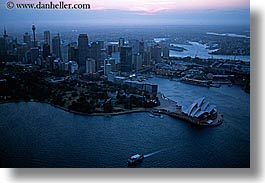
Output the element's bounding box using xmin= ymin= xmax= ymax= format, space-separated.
xmin=11 ymin=0 xmax=250 ymax=13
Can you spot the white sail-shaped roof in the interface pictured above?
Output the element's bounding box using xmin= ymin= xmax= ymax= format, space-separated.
xmin=205 ymin=105 xmax=216 ymax=113
xmin=201 ymin=101 xmax=210 ymax=111
xmin=191 ymin=107 xmax=200 ymax=117
xmin=186 ymin=97 xmax=217 ymax=118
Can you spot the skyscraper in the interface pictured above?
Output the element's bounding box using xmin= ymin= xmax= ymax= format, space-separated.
xmin=151 ymin=45 xmax=162 ymax=63
xmin=120 ymin=46 xmax=132 ymax=72
xmin=107 ymin=44 xmax=118 ymax=56
xmin=0 ymin=38 xmax=7 ymax=60
xmin=134 ymin=53 xmax=143 ymax=71
xmin=78 ymin=34 xmax=88 ymax=72
xmin=90 ymin=41 xmax=102 ymax=71
xmin=68 ymin=42 xmax=78 ymax=62
xmin=129 ymin=39 xmax=140 ymax=55
xmin=0 ymin=29 xmax=7 ymax=60
xmin=42 ymin=43 xmax=50 ymax=60
xmin=162 ymin=46 xmax=170 ymax=58
xmin=52 ymin=34 xmax=61 ymax=59
xmin=30 ymin=47 xmax=39 ymax=65
xmin=44 ymin=31 xmax=50 ymax=45
xmin=61 ymin=41 xmax=69 ymax=62
xmin=86 ymin=58 xmax=96 ymax=74
xmin=23 ymin=32 xmax=31 ymax=48
xmin=119 ymin=38 xmax=125 ymax=48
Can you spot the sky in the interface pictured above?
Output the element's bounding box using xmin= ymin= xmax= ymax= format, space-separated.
xmin=0 ymin=0 xmax=250 ymax=28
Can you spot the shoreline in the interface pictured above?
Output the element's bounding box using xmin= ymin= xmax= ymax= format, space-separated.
xmin=1 ymin=94 xmax=223 ymax=127
xmin=0 ymin=100 xmax=152 ymax=117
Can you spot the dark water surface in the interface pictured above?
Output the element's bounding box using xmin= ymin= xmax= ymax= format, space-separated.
xmin=0 ymin=78 xmax=250 ymax=167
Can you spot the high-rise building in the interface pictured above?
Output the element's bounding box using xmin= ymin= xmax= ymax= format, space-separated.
xmin=0 ymin=37 xmax=7 ymax=60
xmin=162 ymin=46 xmax=170 ymax=58
xmin=78 ymin=34 xmax=89 ymax=72
xmin=44 ymin=31 xmax=50 ymax=45
xmin=30 ymin=47 xmax=39 ymax=65
xmin=90 ymin=41 xmax=102 ymax=71
xmin=129 ymin=39 xmax=140 ymax=55
xmin=104 ymin=58 xmax=116 ymax=72
xmin=143 ymin=50 xmax=151 ymax=66
xmin=17 ymin=43 xmax=28 ymax=63
xmin=0 ymin=29 xmax=8 ymax=60
xmin=120 ymin=46 xmax=132 ymax=72
xmin=111 ymin=52 xmax=120 ymax=64
xmin=68 ymin=42 xmax=78 ymax=62
xmin=139 ymin=40 xmax=144 ymax=55
xmin=86 ymin=58 xmax=96 ymax=74
xmin=42 ymin=43 xmax=50 ymax=60
xmin=104 ymin=63 xmax=112 ymax=76
xmin=61 ymin=41 xmax=69 ymax=62
xmin=52 ymin=34 xmax=61 ymax=59
xmin=151 ymin=45 xmax=162 ymax=63
xmin=108 ymin=58 xmax=116 ymax=72
xmin=23 ymin=32 xmax=31 ymax=48
xmin=119 ymin=38 xmax=125 ymax=48
xmin=107 ymin=44 xmax=118 ymax=56
xmin=134 ymin=53 xmax=143 ymax=71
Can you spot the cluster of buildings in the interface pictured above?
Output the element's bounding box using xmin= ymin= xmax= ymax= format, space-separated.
xmin=0 ymin=25 xmax=170 ymax=77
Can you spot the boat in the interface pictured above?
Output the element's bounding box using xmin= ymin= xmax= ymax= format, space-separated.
xmin=127 ymin=154 xmax=144 ymax=166
xmin=149 ymin=114 xmax=155 ymax=118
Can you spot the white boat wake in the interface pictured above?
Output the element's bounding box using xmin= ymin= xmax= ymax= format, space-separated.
xmin=144 ymin=148 xmax=168 ymax=158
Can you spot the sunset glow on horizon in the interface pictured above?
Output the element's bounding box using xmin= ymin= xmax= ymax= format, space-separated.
xmin=11 ymin=0 xmax=249 ymax=13
xmin=1 ymin=0 xmax=250 ymax=26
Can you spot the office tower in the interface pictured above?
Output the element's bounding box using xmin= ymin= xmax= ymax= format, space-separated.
xmin=69 ymin=61 xmax=78 ymax=74
xmin=104 ymin=63 xmax=112 ymax=76
xmin=42 ymin=43 xmax=50 ymax=60
xmin=68 ymin=42 xmax=78 ymax=62
xmin=44 ymin=31 xmax=50 ymax=45
xmin=86 ymin=58 xmax=96 ymax=74
xmin=97 ymin=40 xmax=104 ymax=49
xmin=111 ymin=52 xmax=120 ymax=64
xmin=162 ymin=46 xmax=170 ymax=58
xmin=23 ymin=32 xmax=31 ymax=48
xmin=0 ymin=37 xmax=7 ymax=60
xmin=139 ymin=40 xmax=144 ymax=55
xmin=134 ymin=53 xmax=143 ymax=71
xmin=105 ymin=58 xmax=116 ymax=72
xmin=129 ymin=39 xmax=140 ymax=55
xmin=30 ymin=47 xmax=39 ymax=64
xmin=119 ymin=38 xmax=125 ymax=48
xmin=120 ymin=46 xmax=132 ymax=72
xmin=90 ymin=41 xmax=102 ymax=71
xmin=17 ymin=43 xmax=28 ymax=63
xmin=152 ymin=45 xmax=162 ymax=63
xmin=143 ymin=50 xmax=151 ymax=66
xmin=78 ymin=34 xmax=88 ymax=72
xmin=108 ymin=58 xmax=116 ymax=72
xmin=52 ymin=34 xmax=61 ymax=59
xmin=32 ymin=24 xmax=36 ymax=47
xmin=61 ymin=41 xmax=69 ymax=62
xmin=107 ymin=44 xmax=118 ymax=56
xmin=100 ymin=48 xmax=107 ymax=70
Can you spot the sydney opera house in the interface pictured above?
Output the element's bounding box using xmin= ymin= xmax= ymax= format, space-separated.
xmin=182 ymin=97 xmax=218 ymax=124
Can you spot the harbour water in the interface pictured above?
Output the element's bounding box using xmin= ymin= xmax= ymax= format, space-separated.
xmin=0 ymin=78 xmax=250 ymax=168
xmin=170 ymin=41 xmax=250 ymax=62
